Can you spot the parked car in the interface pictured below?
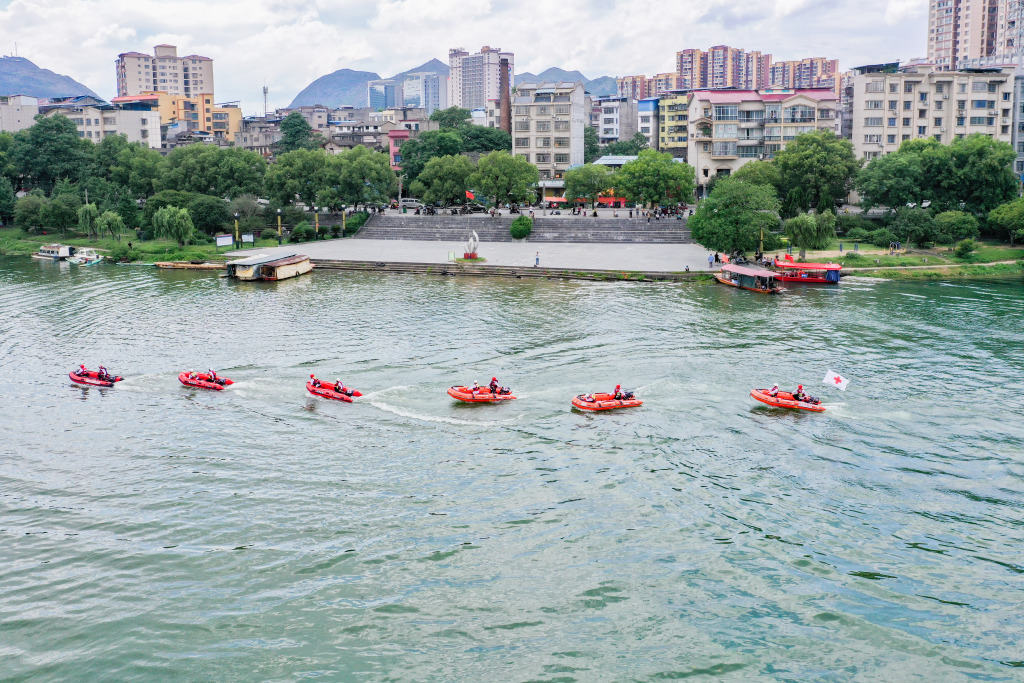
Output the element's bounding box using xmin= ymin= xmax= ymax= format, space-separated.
xmin=399 ymin=198 xmax=424 ymax=209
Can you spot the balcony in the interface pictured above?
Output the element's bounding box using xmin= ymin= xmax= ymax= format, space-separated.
xmin=739 ymin=119 xmax=764 ymax=128
xmin=710 ymin=152 xmax=738 ymax=159
xmin=783 ymin=116 xmax=816 ymax=123
xmin=737 ymin=137 xmax=763 ymax=145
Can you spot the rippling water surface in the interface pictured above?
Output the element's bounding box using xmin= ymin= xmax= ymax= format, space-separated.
xmin=1 ymin=257 xmax=1022 ymax=681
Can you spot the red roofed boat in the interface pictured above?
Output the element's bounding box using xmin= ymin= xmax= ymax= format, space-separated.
xmin=772 ymin=257 xmax=841 ymax=284
xmin=715 ymin=264 xmax=781 ymax=294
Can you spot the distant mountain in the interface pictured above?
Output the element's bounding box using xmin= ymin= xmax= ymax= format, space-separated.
xmin=288 ymin=58 xmax=449 ymax=109
xmin=515 ymin=68 xmax=618 ymax=97
xmin=0 ymin=56 xmax=100 ymax=99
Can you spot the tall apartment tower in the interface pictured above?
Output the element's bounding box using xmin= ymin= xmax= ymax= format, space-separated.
xmin=769 ymin=58 xmax=840 ymax=89
xmin=928 ymin=0 xmax=999 ymax=68
xmin=616 ymin=75 xmax=649 ymax=100
xmin=673 ymin=46 xmax=771 ymax=90
xmin=402 ymin=73 xmax=447 ymax=114
xmin=447 ymin=46 xmax=515 ymax=110
xmin=115 ymin=44 xmax=214 ymax=98
xmin=676 ymin=49 xmax=707 ymax=90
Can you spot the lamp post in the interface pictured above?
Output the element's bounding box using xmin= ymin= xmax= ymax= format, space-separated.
xmin=341 ymin=205 xmax=347 ymax=234
xmin=233 ymin=212 xmax=239 ymax=249
xmin=314 ymin=207 xmax=320 ymax=239
xmin=276 ymin=208 xmax=282 ymax=245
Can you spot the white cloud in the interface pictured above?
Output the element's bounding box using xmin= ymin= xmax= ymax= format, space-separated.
xmin=0 ymin=0 xmax=927 ymax=111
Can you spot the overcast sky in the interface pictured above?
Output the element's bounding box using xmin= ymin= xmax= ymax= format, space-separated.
xmin=1 ymin=0 xmax=926 ymax=113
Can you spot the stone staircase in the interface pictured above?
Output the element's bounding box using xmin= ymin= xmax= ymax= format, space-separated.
xmin=352 ymin=215 xmax=693 ymax=243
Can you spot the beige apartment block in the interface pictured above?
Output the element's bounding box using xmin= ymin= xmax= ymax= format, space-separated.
xmin=116 ymin=44 xmax=214 ymax=98
xmin=928 ymin=0 xmax=999 ymax=69
xmin=512 ymin=82 xmax=586 ymax=200
xmin=851 ymin=62 xmax=1013 ymax=160
xmin=688 ymin=88 xmax=839 ymax=193
xmin=448 ymin=46 xmax=514 ymax=110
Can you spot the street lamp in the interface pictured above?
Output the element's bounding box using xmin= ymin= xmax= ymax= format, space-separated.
xmin=276 ymin=208 xmax=282 ymax=245
xmin=233 ymin=212 xmax=240 ymax=248
xmin=314 ymin=206 xmax=320 ymax=239
xmin=341 ymin=205 xmax=347 ymax=234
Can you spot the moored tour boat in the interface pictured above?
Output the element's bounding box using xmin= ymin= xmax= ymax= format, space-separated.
xmin=226 ymin=253 xmax=312 ymax=281
xmin=306 ymin=380 xmax=362 ymax=402
xmin=448 ymin=385 xmax=517 ymax=403
xmin=178 ymin=372 xmax=234 ymax=391
xmin=772 ymin=258 xmax=841 ymax=284
xmin=715 ymin=264 xmax=780 ymax=294
xmin=571 ymin=392 xmax=643 ymax=411
xmin=750 ymin=388 xmax=826 ymax=412
xmin=32 ymin=244 xmax=76 ymax=261
xmin=68 ymin=248 xmax=104 ymax=266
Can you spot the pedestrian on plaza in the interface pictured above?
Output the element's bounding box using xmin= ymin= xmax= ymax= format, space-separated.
xmin=613 ymin=209 xmax=619 ymax=218
xmin=647 ymin=211 xmax=651 ymax=224
xmin=708 ymin=253 xmax=714 ymax=269
xmin=535 ymin=251 xmax=540 ymax=267
xmin=529 ymin=209 xmax=535 ymax=219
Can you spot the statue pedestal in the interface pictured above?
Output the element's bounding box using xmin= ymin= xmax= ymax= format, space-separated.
xmin=463 ymin=252 xmax=479 ymax=260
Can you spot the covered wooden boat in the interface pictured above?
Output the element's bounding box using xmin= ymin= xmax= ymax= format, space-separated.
xmin=32 ymin=244 xmax=76 ymax=261
xmin=448 ymin=386 xmax=517 ymax=403
xmin=715 ymin=264 xmax=780 ymax=294
xmin=772 ymin=258 xmax=841 ymax=284
xmin=226 ymin=253 xmax=312 ymax=281
xmin=178 ymin=372 xmax=234 ymax=391
xmin=571 ymin=392 xmax=643 ymax=411
xmin=750 ymin=388 xmax=825 ymax=412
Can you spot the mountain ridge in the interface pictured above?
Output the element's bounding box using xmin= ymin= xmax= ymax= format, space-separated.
xmin=288 ymin=58 xmax=449 ymax=108
xmin=514 ymin=68 xmax=617 ymax=97
xmin=0 ymin=56 xmax=100 ymax=99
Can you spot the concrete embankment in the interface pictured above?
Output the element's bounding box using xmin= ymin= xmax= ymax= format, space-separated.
xmin=311 ymin=259 xmax=710 ymax=282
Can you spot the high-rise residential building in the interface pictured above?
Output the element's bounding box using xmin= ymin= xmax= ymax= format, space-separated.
xmin=512 ymin=81 xmax=586 ymax=201
xmin=594 ymin=96 xmax=638 ymax=144
xmin=367 ymin=79 xmax=401 ymax=110
xmin=647 ymin=72 xmax=681 ymax=96
xmin=448 ymin=46 xmax=514 ymax=110
xmin=928 ymin=0 xmax=999 ymax=69
xmin=676 ymin=49 xmax=706 ymax=90
xmin=850 ymin=61 xmax=1013 ymax=161
xmin=689 ymin=88 xmax=839 ymax=194
xmin=673 ymin=46 xmax=772 ymax=90
xmin=116 ymin=44 xmax=214 ymax=98
xmin=616 ymin=75 xmax=649 ymax=100
xmin=769 ymin=58 xmax=840 ymax=90
xmin=997 ymin=0 xmax=1024 ymax=53
xmin=402 ymin=72 xmax=448 ymax=115
xmin=637 ymin=97 xmax=660 ymax=149
xmin=658 ymin=92 xmax=689 ymax=158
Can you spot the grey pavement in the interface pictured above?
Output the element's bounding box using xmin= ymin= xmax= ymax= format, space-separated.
xmin=226 ymin=238 xmax=717 ymax=272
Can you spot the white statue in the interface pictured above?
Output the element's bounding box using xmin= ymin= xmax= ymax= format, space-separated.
xmin=466 ymin=230 xmax=479 ymax=255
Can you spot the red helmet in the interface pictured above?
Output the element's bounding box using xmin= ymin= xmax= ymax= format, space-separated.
xmin=492 ymin=377 xmax=497 ymax=381
xmin=615 ymin=385 xmax=621 ymax=390
xmin=798 ymin=385 xmax=803 ymax=390
xmin=310 ymin=373 xmax=315 ymax=378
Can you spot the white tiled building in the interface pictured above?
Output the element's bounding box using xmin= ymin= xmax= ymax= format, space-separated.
xmin=0 ymin=95 xmax=40 ymax=133
xmin=42 ymin=103 xmax=161 ymax=149
xmin=593 ymin=96 xmax=638 ymax=144
xmin=512 ymin=81 xmax=586 ymax=200
xmin=850 ymin=62 xmax=1014 ymax=161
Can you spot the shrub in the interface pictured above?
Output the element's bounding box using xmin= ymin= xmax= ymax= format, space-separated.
xmin=934 ymin=211 xmax=979 ymax=243
xmin=289 ymin=220 xmax=313 ymax=242
xmin=108 ymin=242 xmax=143 ymax=262
xmin=344 ymin=211 xmax=369 ymax=236
xmin=261 ymin=228 xmax=278 ymax=240
xmin=510 ymin=215 xmax=533 ymax=240
xmin=835 ymin=213 xmax=876 ymax=237
xmin=954 ymin=238 xmax=977 ymax=258
xmin=869 ymin=228 xmax=897 ymax=248
xmin=890 ymin=207 xmax=937 ymax=248
xmin=330 ymin=224 xmax=342 ymax=238
xmin=842 ymin=252 xmax=863 ymax=260
xmin=761 ymin=231 xmax=784 ymax=251
xmin=846 ymin=226 xmax=870 ymax=241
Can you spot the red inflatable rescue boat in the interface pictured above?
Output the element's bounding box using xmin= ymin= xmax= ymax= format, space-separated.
xmin=750 ymin=388 xmax=826 ymax=412
xmin=69 ymin=370 xmax=123 ymax=387
xmin=571 ymin=392 xmax=643 ymax=411
xmin=178 ymin=372 xmax=234 ymax=391
xmin=307 ymin=381 xmax=361 ymax=402
xmin=447 ymin=385 xmax=517 ymax=403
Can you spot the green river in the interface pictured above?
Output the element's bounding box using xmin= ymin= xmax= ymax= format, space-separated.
xmin=1 ymin=257 xmax=1022 ymax=681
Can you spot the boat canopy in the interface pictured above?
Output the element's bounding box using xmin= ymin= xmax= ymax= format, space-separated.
xmin=773 ymin=259 xmax=841 ymax=271
xmin=722 ymin=264 xmax=776 ymax=278
xmin=227 ymin=252 xmax=298 ymax=267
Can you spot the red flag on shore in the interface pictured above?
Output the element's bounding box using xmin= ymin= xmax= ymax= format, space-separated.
xmin=466 ymin=190 xmax=475 ymax=200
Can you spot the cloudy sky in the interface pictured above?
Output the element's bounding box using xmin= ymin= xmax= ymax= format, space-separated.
xmin=1 ymin=0 xmax=926 ymax=112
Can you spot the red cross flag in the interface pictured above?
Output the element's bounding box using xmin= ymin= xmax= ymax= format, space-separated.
xmin=823 ymin=370 xmax=849 ymax=391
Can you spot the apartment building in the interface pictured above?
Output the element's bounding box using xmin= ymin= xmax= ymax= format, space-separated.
xmin=928 ymin=0 xmax=999 ymax=68
xmin=113 ymin=92 xmax=241 ymax=139
xmin=769 ymin=58 xmax=840 ymax=90
xmin=851 ymin=62 xmax=1014 ymax=160
xmin=637 ymin=97 xmax=660 ymax=149
xmin=116 ymin=44 xmax=214 ymax=98
xmin=235 ymin=117 xmax=284 ymax=157
xmin=676 ymin=49 xmax=706 ymax=90
xmin=512 ymin=81 xmax=586 ymax=200
xmin=0 ymin=95 xmax=40 ymax=132
xmin=367 ymin=79 xmax=401 ymax=110
xmin=658 ymin=92 xmax=689 ymax=159
xmin=593 ymin=96 xmax=638 ymax=144
xmin=647 ymin=72 xmax=680 ymax=96
xmin=616 ymin=75 xmax=648 ymax=101
xmin=688 ymin=88 xmax=840 ymax=194
xmin=448 ymin=46 xmax=514 ymax=110
xmin=41 ymin=98 xmax=161 ymax=148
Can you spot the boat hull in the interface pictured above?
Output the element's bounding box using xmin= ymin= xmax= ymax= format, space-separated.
xmin=774 ymin=274 xmax=836 ymax=284
xmin=306 ymin=381 xmax=360 ymax=402
xmin=750 ymin=388 xmax=825 ymax=412
xmin=448 ymin=386 xmax=517 ymax=402
xmin=572 ymin=392 xmax=643 ymax=411
xmin=178 ymin=372 xmax=234 ymax=391
xmin=69 ymin=371 xmax=122 ymax=388
xmin=715 ymin=273 xmax=780 ymax=293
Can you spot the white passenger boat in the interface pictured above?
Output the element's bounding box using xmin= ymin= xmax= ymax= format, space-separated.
xmin=31 ymin=244 xmax=76 ymax=261
xmin=68 ymin=248 xmax=103 ymax=266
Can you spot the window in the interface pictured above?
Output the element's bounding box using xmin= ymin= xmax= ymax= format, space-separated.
xmin=969 ymin=116 xmax=994 ymax=125
xmin=1003 ymin=92 xmax=1011 ymax=101
xmin=865 ymin=80 xmax=884 ymax=92
xmin=935 ymin=101 xmax=943 ymax=110
xmin=553 ymin=137 xmax=569 ymax=147
xmin=539 ymin=169 xmax=550 ymax=179
xmin=515 ymin=105 xmax=529 ymax=115
xmin=535 ymin=121 xmax=550 ymax=132
xmin=713 ymin=105 xmax=738 ymax=120
xmin=712 ymin=141 xmax=737 ymax=156
xmin=902 ymin=117 xmax=911 ymax=126
xmin=535 ymin=153 xmax=550 ymax=163
xmin=641 ymin=127 xmax=650 ymax=134
xmin=514 ymin=137 xmax=529 ymax=147
xmin=888 ymin=100 xmax=898 ymax=110
xmin=865 ymin=100 xmax=883 ymax=109
xmin=602 ymin=107 xmax=615 ymax=114
xmin=958 ymin=83 xmax=967 ymax=93
xmin=554 ymin=153 xmax=570 ymax=164
xmin=935 ymin=83 xmax=945 ymax=93
xmin=603 ymin=128 xmax=614 ymax=135
xmin=902 ymin=134 xmax=910 ymax=141
xmin=554 ymin=105 xmax=569 ymax=114
xmin=537 ymin=106 xmax=549 ymax=115
xmin=640 ymin=116 xmax=651 ymax=123
xmin=934 ymin=117 xmax=943 ymax=127
xmin=887 ymin=135 xmax=896 ymax=143
xmin=918 ymin=126 xmax=926 ymax=135
xmin=988 ymin=83 xmax=997 ymax=93
xmin=538 ymin=137 xmax=551 ymax=147
xmin=957 ymin=100 xmax=966 ymax=110
xmin=888 ymin=117 xmax=897 ymax=126
xmin=603 ymin=118 xmax=614 ymax=124
xmin=957 ymin=116 xmax=966 ymax=126
xmin=904 ymin=82 xmax=915 ymax=93
xmin=553 ymin=121 xmax=570 ymax=131
xmin=919 ymin=109 xmax=927 ymax=118
xmin=903 ymin=101 xmax=912 ymax=110
xmin=713 ymin=123 xmax=738 ymax=138
xmin=864 ymin=117 xmax=883 ymax=126
xmin=972 ymin=82 xmax=989 ymax=92
xmin=972 ymin=100 xmax=996 ymax=109
xmin=889 ymin=83 xmax=899 ymax=93
xmin=864 ymin=134 xmax=882 ymax=143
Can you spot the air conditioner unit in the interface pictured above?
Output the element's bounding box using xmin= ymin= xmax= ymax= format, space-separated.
xmin=943 ymin=94 xmax=949 ymax=99
xmin=989 ymin=110 xmax=998 ymax=115
xmin=957 ymin=110 xmax=965 ymax=115
xmin=941 ymin=127 xmax=946 ymax=132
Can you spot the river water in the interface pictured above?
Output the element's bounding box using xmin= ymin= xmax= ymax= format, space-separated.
xmin=1 ymin=257 xmax=1022 ymax=681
